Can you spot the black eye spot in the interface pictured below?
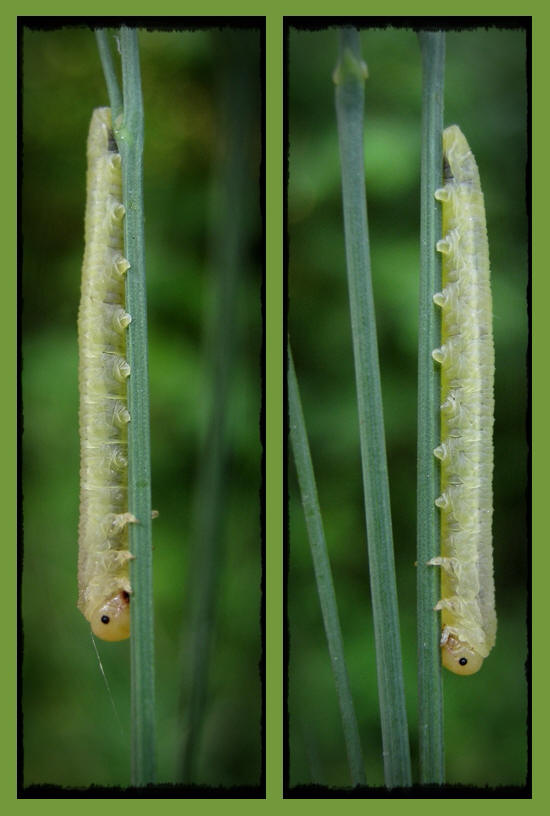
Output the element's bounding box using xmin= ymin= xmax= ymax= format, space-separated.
xmin=101 ymin=615 xmax=110 ymax=625
xmin=459 ymin=657 xmax=468 ymax=666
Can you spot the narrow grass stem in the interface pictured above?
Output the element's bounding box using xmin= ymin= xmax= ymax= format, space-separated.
xmin=289 ymin=344 xmax=367 ymax=787
xmin=95 ymin=29 xmax=123 ymax=121
xmin=334 ymin=28 xmax=411 ymax=788
xmin=416 ymin=30 xmax=446 ymax=785
xmin=178 ymin=38 xmax=254 ymax=782
xmin=117 ymin=26 xmax=156 ymax=786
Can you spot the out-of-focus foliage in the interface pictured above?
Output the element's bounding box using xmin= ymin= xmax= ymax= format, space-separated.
xmin=289 ymin=26 xmax=527 ymax=787
xmin=22 ymin=26 xmax=262 ymax=787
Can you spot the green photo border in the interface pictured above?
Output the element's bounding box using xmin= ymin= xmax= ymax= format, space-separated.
xmin=6 ymin=0 xmax=542 ymax=810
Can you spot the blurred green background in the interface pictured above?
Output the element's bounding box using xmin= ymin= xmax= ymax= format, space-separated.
xmin=288 ymin=27 xmax=528 ymax=787
xmin=22 ymin=26 xmax=262 ymax=787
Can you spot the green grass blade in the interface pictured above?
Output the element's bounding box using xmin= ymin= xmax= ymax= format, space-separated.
xmin=333 ymin=28 xmax=411 ymax=788
xmin=178 ymin=37 xmax=256 ymax=782
xmin=416 ymin=31 xmax=446 ymax=785
xmin=95 ymin=29 xmax=123 ymax=121
xmin=289 ymin=344 xmax=367 ymax=788
xmin=117 ymin=26 xmax=156 ymax=786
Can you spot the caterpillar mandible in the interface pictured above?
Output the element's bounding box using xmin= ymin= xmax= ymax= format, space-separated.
xmin=429 ymin=124 xmax=497 ymax=676
xmin=77 ymin=107 xmax=135 ymax=642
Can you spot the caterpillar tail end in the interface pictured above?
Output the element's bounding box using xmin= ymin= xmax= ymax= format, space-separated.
xmin=90 ymin=590 xmax=131 ymax=641
xmin=441 ymin=634 xmax=484 ymax=676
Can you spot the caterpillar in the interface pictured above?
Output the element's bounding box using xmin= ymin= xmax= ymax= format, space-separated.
xmin=77 ymin=107 xmax=135 ymax=642
xmin=429 ymin=124 xmax=497 ymax=676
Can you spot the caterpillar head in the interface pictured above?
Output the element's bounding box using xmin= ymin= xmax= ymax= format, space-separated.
xmin=442 ymin=634 xmax=484 ymax=676
xmin=90 ymin=591 xmax=130 ymax=641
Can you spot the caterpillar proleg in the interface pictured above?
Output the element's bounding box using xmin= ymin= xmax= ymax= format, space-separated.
xmin=429 ymin=125 xmax=497 ymax=675
xmin=77 ymin=107 xmax=134 ymax=642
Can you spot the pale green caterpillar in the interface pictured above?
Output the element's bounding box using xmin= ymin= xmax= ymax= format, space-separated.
xmin=429 ymin=125 xmax=497 ymax=676
xmin=77 ymin=108 xmax=135 ymax=641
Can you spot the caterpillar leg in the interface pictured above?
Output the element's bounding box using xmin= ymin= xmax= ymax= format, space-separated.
xmin=100 ymin=548 xmax=135 ymax=572
xmin=111 ymin=511 xmax=138 ymax=534
xmin=427 ymin=555 xmax=459 ymax=576
xmin=112 ymin=511 xmax=158 ymax=529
